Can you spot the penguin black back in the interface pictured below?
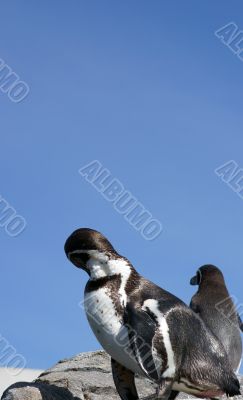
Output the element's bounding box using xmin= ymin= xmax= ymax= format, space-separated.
xmin=190 ymin=264 xmax=243 ymax=372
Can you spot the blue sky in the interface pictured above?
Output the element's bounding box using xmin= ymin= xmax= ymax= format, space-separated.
xmin=0 ymin=1 xmax=243 ymax=372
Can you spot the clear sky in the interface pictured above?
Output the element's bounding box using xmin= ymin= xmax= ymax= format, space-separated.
xmin=0 ymin=1 xmax=243 ymax=372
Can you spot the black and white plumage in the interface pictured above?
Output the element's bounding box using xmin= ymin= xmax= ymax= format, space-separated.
xmin=64 ymin=229 xmax=241 ymax=400
xmin=190 ymin=264 xmax=243 ymax=373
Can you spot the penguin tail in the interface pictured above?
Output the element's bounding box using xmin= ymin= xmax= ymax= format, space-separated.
xmin=223 ymin=374 xmax=241 ymax=397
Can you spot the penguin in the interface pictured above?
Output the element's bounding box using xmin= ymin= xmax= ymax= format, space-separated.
xmin=64 ymin=228 xmax=241 ymax=400
xmin=190 ymin=264 xmax=243 ymax=373
xmin=168 ymin=265 xmax=243 ymax=400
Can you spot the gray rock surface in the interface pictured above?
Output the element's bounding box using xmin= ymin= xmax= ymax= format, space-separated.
xmin=1 ymin=351 xmax=242 ymax=400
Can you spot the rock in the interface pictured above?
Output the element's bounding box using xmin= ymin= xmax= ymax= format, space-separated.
xmin=1 ymin=351 xmax=242 ymax=400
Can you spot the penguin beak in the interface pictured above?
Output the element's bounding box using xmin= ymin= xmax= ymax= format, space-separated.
xmin=190 ymin=275 xmax=198 ymax=285
xmin=69 ymin=254 xmax=83 ymax=269
xmin=67 ymin=252 xmax=90 ymax=273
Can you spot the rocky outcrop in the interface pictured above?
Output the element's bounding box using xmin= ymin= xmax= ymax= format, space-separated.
xmin=1 ymin=351 xmax=242 ymax=400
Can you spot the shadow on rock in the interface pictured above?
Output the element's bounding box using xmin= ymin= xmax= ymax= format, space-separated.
xmin=1 ymin=381 xmax=81 ymax=400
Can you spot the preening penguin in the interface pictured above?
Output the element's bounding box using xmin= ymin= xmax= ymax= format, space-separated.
xmin=65 ymin=229 xmax=241 ymax=400
xmin=190 ymin=264 xmax=243 ymax=373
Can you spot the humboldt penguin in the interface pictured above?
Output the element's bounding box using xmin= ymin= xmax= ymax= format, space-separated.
xmin=190 ymin=264 xmax=243 ymax=372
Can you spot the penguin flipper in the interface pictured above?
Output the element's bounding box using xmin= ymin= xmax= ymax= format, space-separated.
xmin=238 ymin=313 xmax=243 ymax=332
xmin=124 ymin=303 xmax=159 ymax=382
xmin=111 ymin=358 xmax=138 ymax=400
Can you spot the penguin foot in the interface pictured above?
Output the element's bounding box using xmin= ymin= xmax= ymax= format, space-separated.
xmin=168 ymin=390 xmax=179 ymax=400
xmin=156 ymin=379 xmax=174 ymax=400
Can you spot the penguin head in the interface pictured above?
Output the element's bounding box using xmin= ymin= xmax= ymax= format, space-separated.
xmin=190 ymin=269 xmax=202 ymax=285
xmin=64 ymin=228 xmax=118 ymax=274
xmin=190 ymin=265 xmax=224 ymax=286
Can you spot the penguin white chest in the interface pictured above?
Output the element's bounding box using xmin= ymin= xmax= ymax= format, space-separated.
xmin=84 ymin=288 xmax=142 ymax=375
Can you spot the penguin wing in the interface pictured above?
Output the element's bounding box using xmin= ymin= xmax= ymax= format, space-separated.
xmin=124 ymin=303 xmax=159 ymax=382
xmin=111 ymin=358 xmax=138 ymax=400
xmin=238 ymin=313 xmax=243 ymax=332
